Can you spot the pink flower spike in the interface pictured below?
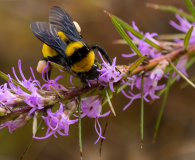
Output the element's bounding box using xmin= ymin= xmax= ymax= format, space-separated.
xmin=33 ymin=103 xmax=78 ymax=140
xmin=70 ymin=75 xmax=74 ymax=85
xmin=94 ymin=118 xmax=105 ymax=144
xmin=97 ymin=55 xmax=122 ymax=92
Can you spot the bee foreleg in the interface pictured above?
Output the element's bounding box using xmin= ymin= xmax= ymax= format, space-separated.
xmin=91 ymin=45 xmax=112 ymax=65
xmin=44 ymin=63 xmax=52 ymax=80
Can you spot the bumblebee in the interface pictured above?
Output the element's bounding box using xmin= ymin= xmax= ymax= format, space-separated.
xmin=31 ymin=6 xmax=112 ymax=84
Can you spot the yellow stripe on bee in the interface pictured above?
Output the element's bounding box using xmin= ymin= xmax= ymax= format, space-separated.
xmin=66 ymin=42 xmax=84 ymax=56
xmin=58 ymin=31 xmax=68 ymax=42
xmin=71 ymin=51 xmax=95 ymax=73
xmin=42 ymin=43 xmax=59 ymax=58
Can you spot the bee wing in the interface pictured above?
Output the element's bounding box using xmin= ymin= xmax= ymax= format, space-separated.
xmin=49 ymin=6 xmax=86 ymax=45
xmin=30 ymin=21 xmax=71 ymax=71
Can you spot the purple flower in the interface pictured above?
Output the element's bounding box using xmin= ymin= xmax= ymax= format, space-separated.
xmin=0 ymin=115 xmax=28 ymax=134
xmin=98 ymin=52 xmax=123 ymax=92
xmin=136 ymin=76 xmax=165 ymax=101
xmin=0 ymin=84 xmax=16 ymax=107
xmin=0 ymin=121 xmax=18 ymax=134
xmin=70 ymin=75 xmax=74 ymax=86
xmin=42 ymin=62 xmax=68 ymax=91
xmin=170 ymin=14 xmax=195 ymax=44
xmin=12 ymin=115 xmax=29 ymax=128
xmin=172 ymin=55 xmax=189 ymax=80
xmin=150 ymin=69 xmax=164 ymax=81
xmin=121 ymin=89 xmax=141 ymax=111
xmin=33 ymin=103 xmax=78 ymax=139
xmin=121 ymin=76 xmax=137 ymax=90
xmin=7 ymin=60 xmax=48 ymax=115
xmin=150 ymin=60 xmax=169 ymax=81
xmin=42 ymin=75 xmax=68 ymax=91
xmin=122 ymin=21 xmax=162 ymax=59
xmin=12 ymin=60 xmax=40 ymax=93
xmin=81 ymin=95 xmax=110 ymax=144
xmin=121 ymin=74 xmax=165 ymax=110
xmin=5 ymin=60 xmax=60 ymax=115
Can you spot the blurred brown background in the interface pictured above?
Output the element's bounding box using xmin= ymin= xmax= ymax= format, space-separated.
xmin=1 ymin=0 xmax=195 ymax=160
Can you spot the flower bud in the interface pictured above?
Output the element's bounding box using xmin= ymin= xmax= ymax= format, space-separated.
xmin=13 ymin=115 xmax=30 ymax=128
xmin=150 ymin=60 xmax=169 ymax=81
xmin=64 ymin=99 xmax=78 ymax=117
xmin=0 ymin=107 xmax=7 ymax=116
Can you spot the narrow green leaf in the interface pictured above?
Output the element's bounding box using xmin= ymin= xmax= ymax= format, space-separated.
xmin=184 ymin=26 xmax=194 ymax=51
xmin=49 ymin=61 xmax=77 ymax=76
xmin=105 ymin=11 xmax=142 ymax=57
xmin=157 ymin=33 xmax=186 ymax=41
xmin=49 ymin=61 xmax=65 ymax=70
xmin=115 ymin=34 xmax=186 ymax=44
xmin=153 ymin=57 xmax=195 ymax=102
xmin=113 ymin=39 xmax=139 ymax=45
xmin=147 ymin=3 xmax=195 ymax=22
xmin=83 ymin=89 xmax=97 ymax=98
xmin=78 ymin=96 xmax=82 ymax=159
xmin=140 ymin=73 xmax=145 ymax=148
xmin=99 ymin=114 xmax=110 ymax=157
xmin=49 ymin=85 xmax=64 ymax=99
xmin=32 ymin=111 xmax=38 ymax=136
xmin=20 ymin=119 xmax=44 ymax=160
xmin=169 ymin=59 xmax=195 ymax=89
xmin=105 ymin=88 xmax=116 ymax=116
xmin=0 ymin=101 xmax=12 ymax=113
xmin=129 ymin=55 xmax=147 ymax=74
xmin=102 ymin=84 xmax=128 ymax=107
xmin=155 ymin=76 xmax=177 ymax=99
xmin=95 ymin=62 xmax=101 ymax=69
xmin=180 ymin=75 xmax=195 ymax=88
xmin=0 ymin=71 xmax=32 ymax=94
xmin=110 ymin=14 xmax=165 ymax=51
xmin=186 ymin=56 xmax=195 ymax=68
xmin=99 ymin=84 xmax=118 ymax=157
xmin=153 ymin=68 xmax=173 ymax=143
xmin=185 ymin=0 xmax=195 ymax=19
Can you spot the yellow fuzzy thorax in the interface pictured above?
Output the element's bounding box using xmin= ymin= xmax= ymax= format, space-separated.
xmin=71 ymin=51 xmax=95 ymax=73
xmin=66 ymin=42 xmax=84 ymax=56
xmin=42 ymin=44 xmax=59 ymax=58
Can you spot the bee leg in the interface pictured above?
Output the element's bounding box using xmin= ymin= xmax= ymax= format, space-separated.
xmin=80 ymin=78 xmax=88 ymax=87
xmin=80 ymin=34 xmax=83 ymax=39
xmin=44 ymin=63 xmax=52 ymax=80
xmin=77 ymin=72 xmax=88 ymax=87
xmin=91 ymin=44 xmax=112 ymax=65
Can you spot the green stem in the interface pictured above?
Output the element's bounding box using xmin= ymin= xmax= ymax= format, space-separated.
xmin=185 ymin=0 xmax=195 ymax=20
xmin=105 ymin=89 xmax=116 ymax=116
xmin=140 ymin=72 xmax=145 ymax=148
xmin=153 ymin=68 xmax=174 ymax=143
xmin=99 ymin=113 xmax=110 ymax=157
xmin=146 ymin=3 xmax=195 ymax=22
xmin=49 ymin=86 xmax=64 ymax=99
xmin=78 ymin=96 xmax=82 ymax=159
xmin=20 ymin=119 xmax=44 ymax=160
xmin=180 ymin=75 xmax=195 ymax=89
